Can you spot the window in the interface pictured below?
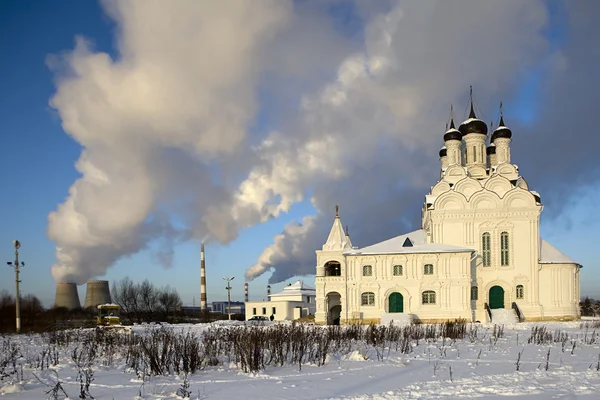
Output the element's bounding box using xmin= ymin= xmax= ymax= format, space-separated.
xmin=262 ymin=307 xmax=267 ymax=315
xmin=500 ymin=231 xmax=509 ymax=266
xmin=253 ymin=307 xmax=257 ymax=315
xmin=306 ymin=296 xmax=311 ymax=303
xmin=361 ymin=292 xmax=375 ymax=306
xmin=424 ymin=264 xmax=434 ymax=275
xmin=325 ymin=261 xmax=341 ymax=276
xmin=422 ymin=291 xmax=436 ymax=305
xmin=393 ymin=265 xmax=403 ymax=276
xmin=471 ymin=286 xmax=478 ymax=301
xmin=516 ymin=285 xmax=524 ymax=299
xmin=272 ymin=307 xmax=276 ymax=315
xmin=482 ymin=232 xmax=491 ymax=267
xmin=473 ymin=145 xmax=476 ymax=163
xmin=363 ymin=265 xmax=373 ymax=276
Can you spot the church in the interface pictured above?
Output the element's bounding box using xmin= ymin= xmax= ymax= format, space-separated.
xmin=314 ymin=94 xmax=582 ymax=325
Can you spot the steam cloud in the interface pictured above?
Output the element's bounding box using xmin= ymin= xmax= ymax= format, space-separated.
xmin=47 ymin=0 xmax=600 ymax=285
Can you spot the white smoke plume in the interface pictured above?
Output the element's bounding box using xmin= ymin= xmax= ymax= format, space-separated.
xmin=47 ymin=0 xmax=600 ymax=285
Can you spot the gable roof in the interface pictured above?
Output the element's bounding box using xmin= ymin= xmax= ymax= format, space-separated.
xmin=269 ymin=280 xmax=316 ymax=298
xmin=343 ymin=229 xmax=474 ymax=255
xmin=540 ymin=239 xmax=580 ymax=266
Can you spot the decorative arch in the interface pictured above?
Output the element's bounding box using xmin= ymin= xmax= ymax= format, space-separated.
xmin=496 ymin=164 xmax=517 ymax=176
xmin=502 ymin=188 xmax=536 ymax=209
xmin=484 ymin=175 xmax=513 ymax=198
xmin=382 ymin=287 xmax=412 ymax=311
xmin=515 ymin=177 xmax=529 ymax=190
xmin=483 ymin=279 xmax=511 ymax=299
xmin=445 ymin=164 xmax=467 ymax=178
xmin=470 ymin=190 xmax=501 ymax=210
xmin=323 ymin=260 xmax=342 ymax=276
xmin=454 ymin=177 xmax=483 ymax=200
xmin=431 ymin=180 xmax=451 ymax=196
xmin=434 ymin=191 xmax=468 ymax=211
xmin=325 ymin=291 xmax=343 ymax=325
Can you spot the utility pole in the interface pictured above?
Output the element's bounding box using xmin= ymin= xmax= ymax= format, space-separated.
xmin=7 ymin=240 xmax=24 ymax=333
xmin=222 ymin=276 xmax=234 ymax=320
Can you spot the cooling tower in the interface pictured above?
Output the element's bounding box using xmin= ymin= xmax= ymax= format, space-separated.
xmin=83 ymin=280 xmax=112 ymax=308
xmin=54 ymin=283 xmax=81 ymax=310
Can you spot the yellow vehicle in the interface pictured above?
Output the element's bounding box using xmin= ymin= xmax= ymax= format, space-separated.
xmin=96 ymin=304 xmax=132 ymax=333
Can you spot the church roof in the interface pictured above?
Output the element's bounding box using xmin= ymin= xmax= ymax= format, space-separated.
xmin=269 ymin=280 xmax=316 ymax=298
xmin=323 ymin=206 xmax=352 ymax=251
xmin=343 ymin=229 xmax=474 ymax=255
xmin=540 ymin=239 xmax=580 ymax=266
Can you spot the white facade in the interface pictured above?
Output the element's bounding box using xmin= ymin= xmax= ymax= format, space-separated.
xmin=245 ymin=280 xmax=316 ymax=321
xmin=315 ymin=105 xmax=582 ymax=325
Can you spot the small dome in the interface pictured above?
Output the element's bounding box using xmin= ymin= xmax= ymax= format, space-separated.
xmin=439 ymin=147 xmax=447 ymax=157
xmin=443 ymin=117 xmax=462 ymax=141
xmin=459 ymin=106 xmax=487 ymax=136
xmin=459 ymin=90 xmax=487 ymax=136
xmin=491 ymin=115 xmax=512 ymax=141
xmin=486 ymin=144 xmax=496 ymax=155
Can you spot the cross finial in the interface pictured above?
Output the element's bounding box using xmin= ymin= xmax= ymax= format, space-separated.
xmin=468 ymin=86 xmax=476 ymax=118
xmin=498 ymin=101 xmax=506 ymax=127
xmin=335 ymin=205 xmax=339 ymax=217
xmin=345 ymin=225 xmax=349 ymax=236
xmin=449 ymin=104 xmax=456 ymax=129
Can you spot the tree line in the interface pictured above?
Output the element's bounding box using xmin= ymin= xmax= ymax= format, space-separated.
xmin=110 ymin=277 xmax=182 ymax=323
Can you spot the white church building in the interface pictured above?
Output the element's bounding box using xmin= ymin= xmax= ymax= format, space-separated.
xmin=315 ymin=97 xmax=582 ymax=325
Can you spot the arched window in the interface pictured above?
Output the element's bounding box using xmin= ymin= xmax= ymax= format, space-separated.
xmin=424 ymin=264 xmax=434 ymax=275
xmin=500 ymin=232 xmax=509 ymax=266
xmin=482 ymin=232 xmax=491 ymax=267
xmin=516 ymin=285 xmax=524 ymax=299
xmin=422 ymin=290 xmax=436 ymax=305
xmin=393 ymin=265 xmax=403 ymax=276
xmin=324 ymin=261 xmax=341 ymax=276
xmin=473 ymin=145 xmax=476 ymax=163
xmin=471 ymin=286 xmax=478 ymax=301
xmin=363 ymin=265 xmax=373 ymax=276
xmin=361 ymin=292 xmax=375 ymax=306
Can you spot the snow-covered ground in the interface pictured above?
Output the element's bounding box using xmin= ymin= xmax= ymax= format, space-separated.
xmin=2 ymin=319 xmax=600 ymax=399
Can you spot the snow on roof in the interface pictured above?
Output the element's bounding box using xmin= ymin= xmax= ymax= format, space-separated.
xmin=269 ymin=280 xmax=316 ymax=297
xmin=343 ymin=229 xmax=474 ymax=255
xmin=540 ymin=239 xmax=580 ymax=265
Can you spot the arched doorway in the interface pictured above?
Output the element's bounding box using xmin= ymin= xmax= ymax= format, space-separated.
xmin=489 ymin=286 xmax=505 ymax=309
xmin=388 ymin=292 xmax=404 ymax=313
xmin=326 ymin=292 xmax=342 ymax=325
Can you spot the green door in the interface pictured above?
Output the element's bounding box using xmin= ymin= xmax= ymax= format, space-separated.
xmin=489 ymin=286 xmax=505 ymax=309
xmin=388 ymin=292 xmax=404 ymax=313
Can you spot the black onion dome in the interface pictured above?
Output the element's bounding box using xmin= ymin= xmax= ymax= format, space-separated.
xmin=459 ymin=104 xmax=488 ymax=136
xmin=443 ymin=118 xmax=462 ymax=141
xmin=439 ymin=147 xmax=447 ymax=157
xmin=491 ymin=115 xmax=512 ymax=141
xmin=486 ymin=144 xmax=496 ymax=155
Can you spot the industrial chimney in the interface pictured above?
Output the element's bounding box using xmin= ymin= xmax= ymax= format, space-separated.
xmin=54 ymin=283 xmax=81 ymax=310
xmin=267 ymin=284 xmax=271 ymax=301
xmin=200 ymin=242 xmax=207 ymax=312
xmin=244 ymin=282 xmax=248 ymax=302
xmin=83 ymin=280 xmax=111 ymax=308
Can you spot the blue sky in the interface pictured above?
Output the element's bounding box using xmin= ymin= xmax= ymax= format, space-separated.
xmin=1 ymin=1 xmax=598 ymax=307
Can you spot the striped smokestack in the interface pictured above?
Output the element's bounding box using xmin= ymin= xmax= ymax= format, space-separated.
xmin=244 ymin=282 xmax=248 ymax=302
xmin=200 ymin=242 xmax=207 ymax=312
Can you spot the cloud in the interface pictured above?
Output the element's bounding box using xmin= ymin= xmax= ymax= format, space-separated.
xmin=245 ymin=0 xmax=554 ymax=282
xmin=47 ymin=0 xmax=295 ymax=284
xmin=47 ymin=0 xmax=599 ymax=286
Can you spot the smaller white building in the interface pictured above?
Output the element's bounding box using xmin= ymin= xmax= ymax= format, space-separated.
xmin=245 ymin=280 xmax=316 ymax=321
